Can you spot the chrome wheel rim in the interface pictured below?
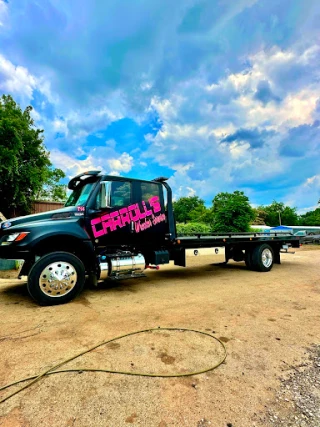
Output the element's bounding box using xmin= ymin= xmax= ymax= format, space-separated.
xmin=39 ymin=262 xmax=77 ymax=297
xmin=261 ymin=248 xmax=273 ymax=268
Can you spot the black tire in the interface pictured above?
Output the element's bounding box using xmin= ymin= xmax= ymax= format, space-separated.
xmin=251 ymin=244 xmax=274 ymax=272
xmin=245 ymin=249 xmax=253 ymax=270
xmin=27 ymin=252 xmax=85 ymax=306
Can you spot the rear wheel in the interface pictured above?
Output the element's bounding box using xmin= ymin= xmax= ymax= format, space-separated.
xmin=27 ymin=252 xmax=85 ymax=305
xmin=251 ymin=244 xmax=274 ymax=272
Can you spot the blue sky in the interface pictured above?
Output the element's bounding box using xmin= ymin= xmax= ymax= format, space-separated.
xmin=0 ymin=0 xmax=320 ymax=212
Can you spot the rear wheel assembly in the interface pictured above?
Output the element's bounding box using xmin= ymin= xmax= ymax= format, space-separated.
xmin=250 ymin=244 xmax=274 ymax=272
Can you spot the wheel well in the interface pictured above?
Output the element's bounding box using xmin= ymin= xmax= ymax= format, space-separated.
xmin=242 ymin=242 xmax=281 ymax=252
xmin=30 ymin=236 xmax=95 ymax=272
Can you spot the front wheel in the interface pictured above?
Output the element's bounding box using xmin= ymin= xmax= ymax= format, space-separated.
xmin=27 ymin=252 xmax=85 ymax=305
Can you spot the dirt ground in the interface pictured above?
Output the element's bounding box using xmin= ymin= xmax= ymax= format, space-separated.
xmin=0 ymin=246 xmax=319 ymax=427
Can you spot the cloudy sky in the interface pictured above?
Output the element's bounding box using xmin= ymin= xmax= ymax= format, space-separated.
xmin=1 ymin=0 xmax=320 ymax=212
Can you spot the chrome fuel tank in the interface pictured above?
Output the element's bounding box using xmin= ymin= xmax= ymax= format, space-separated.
xmin=99 ymin=254 xmax=145 ymax=279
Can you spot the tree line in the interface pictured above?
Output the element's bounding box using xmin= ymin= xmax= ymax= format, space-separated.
xmin=173 ymin=194 xmax=320 ymax=234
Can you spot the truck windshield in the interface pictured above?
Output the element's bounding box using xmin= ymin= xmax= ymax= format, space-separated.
xmin=65 ymin=182 xmax=95 ymax=207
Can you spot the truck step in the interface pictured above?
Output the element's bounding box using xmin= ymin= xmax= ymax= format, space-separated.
xmin=109 ymin=273 xmax=146 ymax=281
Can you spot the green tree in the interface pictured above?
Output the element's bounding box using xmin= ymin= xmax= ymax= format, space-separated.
xmin=299 ymin=207 xmax=320 ymax=226
xmin=212 ymin=191 xmax=255 ymax=232
xmin=173 ymin=196 xmax=206 ymax=223
xmin=189 ymin=205 xmax=215 ymax=224
xmin=0 ymin=95 xmax=66 ymax=217
xmin=261 ymin=201 xmax=299 ymax=226
xmin=35 ymin=168 xmax=67 ymax=202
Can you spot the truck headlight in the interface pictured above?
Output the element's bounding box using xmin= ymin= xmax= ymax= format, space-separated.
xmin=1 ymin=232 xmax=29 ymax=245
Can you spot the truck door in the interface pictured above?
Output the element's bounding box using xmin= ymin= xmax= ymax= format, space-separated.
xmin=88 ymin=178 xmax=167 ymax=248
xmin=88 ymin=179 xmax=134 ymax=247
xmin=131 ymin=180 xmax=167 ymax=245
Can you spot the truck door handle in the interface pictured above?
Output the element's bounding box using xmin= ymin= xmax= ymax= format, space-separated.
xmin=130 ymin=221 xmax=135 ymax=233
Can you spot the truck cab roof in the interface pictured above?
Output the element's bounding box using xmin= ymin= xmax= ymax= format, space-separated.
xmin=68 ymin=171 xmax=169 ymax=190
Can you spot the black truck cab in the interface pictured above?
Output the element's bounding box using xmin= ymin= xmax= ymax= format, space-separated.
xmin=73 ymin=172 xmax=170 ymax=248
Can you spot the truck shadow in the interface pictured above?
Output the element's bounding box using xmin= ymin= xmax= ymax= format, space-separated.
xmin=95 ymin=259 xmax=303 ymax=294
xmin=0 ymin=260 xmax=302 ymax=305
xmin=96 ymin=262 xmax=249 ymax=292
xmin=0 ymin=280 xmax=35 ymax=307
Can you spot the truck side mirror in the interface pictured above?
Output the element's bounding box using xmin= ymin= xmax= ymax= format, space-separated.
xmin=99 ymin=181 xmax=112 ymax=209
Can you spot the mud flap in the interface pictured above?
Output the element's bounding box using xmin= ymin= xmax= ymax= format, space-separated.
xmin=173 ymin=248 xmax=186 ymax=267
xmin=274 ymin=251 xmax=281 ymax=264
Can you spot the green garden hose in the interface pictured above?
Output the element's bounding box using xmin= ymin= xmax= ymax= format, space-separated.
xmin=0 ymin=327 xmax=227 ymax=404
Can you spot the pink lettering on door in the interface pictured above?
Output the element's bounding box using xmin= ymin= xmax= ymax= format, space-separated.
xmin=91 ymin=217 xmax=104 ymax=238
xmin=91 ymin=195 xmax=166 ymax=237
xmin=119 ymin=207 xmax=130 ymax=226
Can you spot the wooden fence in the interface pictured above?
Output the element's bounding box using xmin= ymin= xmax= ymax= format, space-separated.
xmin=0 ymin=202 xmax=64 ymax=219
xmin=32 ymin=201 xmax=65 ymax=214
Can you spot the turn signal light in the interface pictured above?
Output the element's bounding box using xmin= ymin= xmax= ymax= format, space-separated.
xmin=15 ymin=232 xmax=29 ymax=242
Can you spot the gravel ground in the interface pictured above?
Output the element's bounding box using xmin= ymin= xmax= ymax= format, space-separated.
xmin=262 ymin=345 xmax=320 ymax=427
xmin=0 ymin=245 xmax=319 ymax=426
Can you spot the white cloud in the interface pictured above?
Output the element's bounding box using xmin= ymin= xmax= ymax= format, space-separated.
xmin=50 ymin=148 xmax=134 ymax=179
xmin=50 ymin=150 xmax=105 ymax=179
xmin=205 ymin=45 xmax=320 ymax=131
xmin=186 ymin=186 xmax=196 ymax=197
xmin=107 ymin=153 xmax=134 ymax=173
xmin=234 ymin=89 xmax=318 ymax=131
xmin=0 ymin=54 xmax=37 ymax=100
xmin=30 ymin=108 xmax=41 ymax=122
xmin=37 ymin=78 xmax=58 ymax=105
xmin=53 ymin=119 xmax=68 ymax=134
xmin=0 ymin=53 xmax=124 ymax=146
xmin=0 ymin=53 xmax=57 ymax=110
xmin=142 ymin=43 xmax=320 ymax=206
xmin=285 ymin=175 xmax=320 ymax=212
xmin=57 ymin=97 xmax=124 ymax=142
xmin=228 ymin=141 xmax=250 ymax=159
xmin=140 ymin=81 xmax=153 ymax=91
xmin=150 ymin=97 xmax=180 ymax=121
xmin=0 ymin=1 xmax=8 ymax=27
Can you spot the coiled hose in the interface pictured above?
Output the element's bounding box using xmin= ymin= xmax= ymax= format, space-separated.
xmin=0 ymin=327 xmax=227 ymax=404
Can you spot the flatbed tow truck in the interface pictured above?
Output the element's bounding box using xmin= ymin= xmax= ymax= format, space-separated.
xmin=0 ymin=171 xmax=300 ymax=305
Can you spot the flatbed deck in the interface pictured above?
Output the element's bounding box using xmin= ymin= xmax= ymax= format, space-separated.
xmin=176 ymin=232 xmax=301 ymax=248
